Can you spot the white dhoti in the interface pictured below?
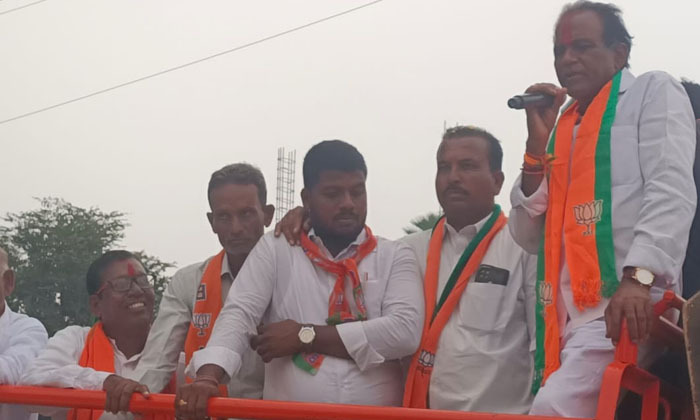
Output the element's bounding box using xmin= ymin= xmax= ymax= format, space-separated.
xmin=530 ymin=319 xmax=662 ymax=418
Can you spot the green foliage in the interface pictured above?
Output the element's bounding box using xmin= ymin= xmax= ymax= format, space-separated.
xmin=0 ymin=198 xmax=173 ymax=335
xmin=403 ymin=212 xmax=442 ymax=235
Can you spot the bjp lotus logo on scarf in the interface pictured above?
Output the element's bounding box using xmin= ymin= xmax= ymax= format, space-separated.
xmin=418 ymin=350 xmax=435 ymax=370
xmin=192 ymin=313 xmax=211 ymax=336
xmin=573 ymin=199 xmax=603 ymax=236
xmin=539 ymin=282 xmax=553 ymax=306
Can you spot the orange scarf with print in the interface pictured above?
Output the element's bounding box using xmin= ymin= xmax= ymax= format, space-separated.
xmin=293 ymin=226 xmax=377 ymax=374
xmin=403 ymin=207 xmax=506 ymax=408
xmin=68 ymin=322 xmax=172 ymax=420
xmin=533 ymin=71 xmax=622 ymax=392
xmin=183 ymin=250 xmax=228 ymax=396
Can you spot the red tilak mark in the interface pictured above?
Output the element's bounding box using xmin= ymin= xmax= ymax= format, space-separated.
xmin=127 ymin=263 xmax=135 ymax=277
xmin=558 ymin=14 xmax=574 ymax=45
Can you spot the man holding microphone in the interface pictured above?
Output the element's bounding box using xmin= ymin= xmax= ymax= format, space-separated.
xmin=509 ymin=1 xmax=696 ymax=417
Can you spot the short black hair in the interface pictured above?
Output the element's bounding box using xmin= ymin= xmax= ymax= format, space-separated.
xmin=682 ymin=79 xmax=700 ymax=120
xmin=303 ymin=140 xmax=368 ymax=189
xmin=86 ymin=250 xmax=139 ymax=296
xmin=207 ymin=163 xmax=267 ymax=207
xmin=557 ymin=1 xmax=633 ymax=68
xmin=441 ymin=125 xmax=503 ymax=171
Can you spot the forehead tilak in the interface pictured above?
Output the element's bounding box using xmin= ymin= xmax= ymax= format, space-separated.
xmin=556 ymin=13 xmax=574 ymax=45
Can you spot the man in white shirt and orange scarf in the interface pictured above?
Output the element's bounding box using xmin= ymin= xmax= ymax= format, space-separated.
xmin=128 ymin=163 xmax=274 ymax=402
xmin=402 ymin=126 xmax=536 ymax=414
xmin=510 ymin=1 xmax=697 ymax=417
xmin=21 ymin=250 xmax=161 ymax=419
xmin=175 ymin=140 xmax=424 ymax=419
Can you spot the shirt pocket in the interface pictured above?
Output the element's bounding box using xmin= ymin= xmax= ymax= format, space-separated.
xmin=458 ymin=282 xmax=507 ymax=332
xmin=610 ymin=124 xmax=641 ymax=187
xmin=361 ymin=276 xmax=385 ymax=319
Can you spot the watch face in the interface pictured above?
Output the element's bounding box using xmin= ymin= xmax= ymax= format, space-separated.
xmin=299 ymin=328 xmax=315 ymax=344
xmin=636 ymin=269 xmax=654 ymax=285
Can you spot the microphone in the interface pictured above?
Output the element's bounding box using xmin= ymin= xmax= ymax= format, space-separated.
xmin=507 ymin=93 xmax=554 ymax=110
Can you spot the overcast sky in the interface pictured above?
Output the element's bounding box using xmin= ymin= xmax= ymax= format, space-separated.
xmin=1 ymin=0 xmax=698 ymax=270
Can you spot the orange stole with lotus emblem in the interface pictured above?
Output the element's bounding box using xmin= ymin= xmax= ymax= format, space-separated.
xmin=533 ymin=70 xmax=622 ymax=392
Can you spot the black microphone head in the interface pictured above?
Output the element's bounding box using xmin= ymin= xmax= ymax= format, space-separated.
xmin=507 ymin=96 xmax=524 ymax=109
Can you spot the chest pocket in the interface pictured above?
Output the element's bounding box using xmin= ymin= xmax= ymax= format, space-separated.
xmin=361 ymin=277 xmax=385 ymax=319
xmin=610 ymin=125 xmax=640 ymax=186
xmin=458 ymin=281 xmax=507 ymax=333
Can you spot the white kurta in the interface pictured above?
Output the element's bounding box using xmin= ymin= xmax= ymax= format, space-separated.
xmin=0 ymin=303 xmax=48 ymax=420
xmin=128 ymin=254 xmax=264 ymax=399
xmin=20 ymin=325 xmax=141 ymax=420
xmin=510 ymin=69 xmax=697 ymax=417
xmin=402 ymin=216 xmax=536 ymax=414
xmin=188 ymin=230 xmax=425 ymax=406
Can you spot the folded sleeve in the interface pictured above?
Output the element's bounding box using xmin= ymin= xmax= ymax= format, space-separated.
xmin=336 ymin=242 xmax=424 ymax=371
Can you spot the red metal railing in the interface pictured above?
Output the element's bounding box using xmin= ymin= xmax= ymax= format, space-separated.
xmin=0 ymin=386 xmax=577 ymax=420
xmin=0 ymin=291 xmax=687 ymax=420
xmin=595 ymin=291 xmax=687 ymax=420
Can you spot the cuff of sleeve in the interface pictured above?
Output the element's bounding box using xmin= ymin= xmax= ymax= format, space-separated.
xmin=510 ymin=174 xmax=549 ymax=217
xmin=623 ymin=242 xmax=677 ymax=289
xmin=186 ymin=345 xmax=241 ymax=384
xmin=95 ymin=371 xmax=113 ymax=390
xmin=336 ymin=321 xmax=385 ymax=371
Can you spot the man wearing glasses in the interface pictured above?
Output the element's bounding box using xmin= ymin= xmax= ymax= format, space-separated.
xmin=21 ymin=250 xmax=156 ymax=418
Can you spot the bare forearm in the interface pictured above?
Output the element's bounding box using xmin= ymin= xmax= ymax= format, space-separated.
xmin=311 ymin=326 xmax=350 ymax=359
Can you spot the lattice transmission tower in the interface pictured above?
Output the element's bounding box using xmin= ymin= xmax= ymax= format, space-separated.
xmin=275 ymin=148 xmax=297 ymax=223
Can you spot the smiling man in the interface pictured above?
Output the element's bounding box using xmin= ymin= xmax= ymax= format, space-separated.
xmin=21 ymin=250 xmax=155 ymax=419
xmin=510 ymin=1 xmax=697 ymax=416
xmin=175 ymin=140 xmax=424 ymax=419
xmin=129 ymin=163 xmax=274 ymax=401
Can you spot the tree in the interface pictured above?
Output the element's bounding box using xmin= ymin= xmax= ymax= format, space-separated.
xmin=403 ymin=212 xmax=442 ymax=235
xmin=0 ymin=197 xmax=174 ymax=336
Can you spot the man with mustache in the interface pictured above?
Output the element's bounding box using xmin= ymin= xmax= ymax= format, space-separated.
xmin=401 ymin=126 xmax=537 ymax=413
xmin=175 ymin=140 xmax=424 ymax=419
xmin=510 ymin=1 xmax=696 ymax=416
xmin=128 ymin=163 xmax=274 ymax=402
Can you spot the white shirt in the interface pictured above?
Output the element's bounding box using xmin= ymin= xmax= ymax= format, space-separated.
xmin=0 ymin=303 xmax=48 ymax=420
xmin=128 ymin=254 xmax=264 ymax=399
xmin=20 ymin=325 xmax=141 ymax=420
xmin=188 ymin=230 xmax=424 ymax=406
xmin=402 ymin=217 xmax=536 ymax=414
xmin=510 ymin=69 xmax=697 ymax=334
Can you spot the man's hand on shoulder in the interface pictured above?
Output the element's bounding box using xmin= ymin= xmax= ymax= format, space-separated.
xmin=250 ymin=319 xmax=303 ymax=362
xmin=273 ymin=206 xmax=309 ymax=246
xmin=102 ymin=374 xmax=150 ymax=414
xmin=604 ymin=272 xmax=654 ymax=345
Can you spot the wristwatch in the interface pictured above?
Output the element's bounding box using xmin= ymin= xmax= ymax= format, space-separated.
xmin=298 ymin=325 xmax=316 ymax=350
xmin=629 ymin=267 xmax=654 ymax=287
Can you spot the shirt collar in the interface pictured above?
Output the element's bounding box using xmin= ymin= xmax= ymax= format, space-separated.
xmin=444 ymin=213 xmax=491 ymax=242
xmin=107 ymin=337 xmax=142 ymax=363
xmin=221 ymin=252 xmax=233 ymax=280
xmin=308 ymin=227 xmax=369 ymax=260
xmin=618 ymin=68 xmax=635 ymax=94
xmin=0 ymin=301 xmax=10 ymax=328
xmin=561 ymin=68 xmax=636 ymax=111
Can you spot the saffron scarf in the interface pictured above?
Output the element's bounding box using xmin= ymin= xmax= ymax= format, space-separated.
xmin=533 ymin=70 xmax=621 ymax=392
xmin=68 ymin=322 xmax=171 ymax=420
xmin=293 ymin=226 xmax=377 ymax=374
xmin=403 ymin=206 xmax=507 ymax=408
xmin=183 ymin=250 xmax=228 ymax=397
